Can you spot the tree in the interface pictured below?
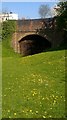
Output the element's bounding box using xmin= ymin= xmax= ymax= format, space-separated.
xmin=37 ymin=1 xmax=67 ymax=49
xmin=39 ymin=4 xmax=50 ymax=18
xmin=55 ymin=1 xmax=67 ymax=48
xmin=55 ymin=1 xmax=67 ymax=31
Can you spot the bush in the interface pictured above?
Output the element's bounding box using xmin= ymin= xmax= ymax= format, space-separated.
xmin=2 ymin=20 xmax=16 ymax=40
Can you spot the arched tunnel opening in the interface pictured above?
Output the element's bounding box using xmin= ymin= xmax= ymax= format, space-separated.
xmin=18 ymin=34 xmax=51 ymax=56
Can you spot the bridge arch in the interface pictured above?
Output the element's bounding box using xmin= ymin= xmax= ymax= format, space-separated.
xmin=12 ymin=18 xmax=64 ymax=54
xmin=18 ymin=34 xmax=51 ymax=56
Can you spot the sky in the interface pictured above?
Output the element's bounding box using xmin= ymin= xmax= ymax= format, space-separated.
xmin=1 ymin=2 xmax=59 ymax=19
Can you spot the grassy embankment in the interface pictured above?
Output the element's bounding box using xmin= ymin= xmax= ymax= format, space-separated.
xmin=2 ymin=35 xmax=66 ymax=118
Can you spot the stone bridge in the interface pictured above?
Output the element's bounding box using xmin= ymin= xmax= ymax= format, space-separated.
xmin=12 ymin=18 xmax=63 ymax=53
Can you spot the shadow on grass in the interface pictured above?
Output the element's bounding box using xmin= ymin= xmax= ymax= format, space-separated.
xmin=23 ymin=37 xmax=67 ymax=57
xmin=45 ymin=38 xmax=67 ymax=53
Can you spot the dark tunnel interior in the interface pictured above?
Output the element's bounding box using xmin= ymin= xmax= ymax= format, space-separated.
xmin=19 ymin=34 xmax=51 ymax=56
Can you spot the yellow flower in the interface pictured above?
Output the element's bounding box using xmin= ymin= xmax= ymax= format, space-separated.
xmin=55 ymin=96 xmax=58 ymax=99
xmin=53 ymin=100 xmax=56 ymax=105
xmin=60 ymin=95 xmax=63 ymax=98
xmin=42 ymin=97 xmax=45 ymax=100
xmin=8 ymin=88 xmax=11 ymax=90
xmin=54 ymin=100 xmax=56 ymax=103
xmin=14 ymin=113 xmax=17 ymax=116
xmin=43 ymin=116 xmax=46 ymax=118
xmin=30 ymin=110 xmax=32 ymax=112
xmin=52 ymin=94 xmax=55 ymax=98
xmin=32 ymin=93 xmax=34 ymax=96
xmin=45 ymin=111 xmax=47 ymax=114
xmin=9 ymin=116 xmax=11 ymax=118
xmin=49 ymin=115 xmax=52 ymax=118
xmin=32 ymin=91 xmax=37 ymax=96
xmin=4 ymin=94 xmax=6 ymax=97
xmin=8 ymin=110 xmax=10 ymax=113
xmin=36 ymin=111 xmax=38 ymax=114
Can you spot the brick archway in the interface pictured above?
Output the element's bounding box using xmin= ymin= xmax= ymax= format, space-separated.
xmin=18 ymin=34 xmax=51 ymax=56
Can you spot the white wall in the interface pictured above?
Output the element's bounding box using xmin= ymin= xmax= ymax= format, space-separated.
xmin=0 ymin=13 xmax=18 ymax=22
xmin=8 ymin=13 xmax=18 ymax=20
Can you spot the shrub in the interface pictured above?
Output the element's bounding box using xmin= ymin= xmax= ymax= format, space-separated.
xmin=2 ymin=20 xmax=16 ymax=40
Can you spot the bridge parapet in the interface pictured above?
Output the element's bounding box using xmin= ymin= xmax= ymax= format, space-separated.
xmin=16 ymin=19 xmax=44 ymax=32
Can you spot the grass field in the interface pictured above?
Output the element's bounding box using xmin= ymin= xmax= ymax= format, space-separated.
xmin=2 ymin=38 xmax=66 ymax=118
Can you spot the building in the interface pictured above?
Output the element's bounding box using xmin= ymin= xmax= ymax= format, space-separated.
xmin=0 ymin=12 xmax=18 ymax=22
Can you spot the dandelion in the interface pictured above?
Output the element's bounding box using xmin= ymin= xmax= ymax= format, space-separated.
xmin=32 ymin=74 xmax=36 ymax=77
xmin=32 ymin=91 xmax=37 ymax=96
xmin=8 ymin=110 xmax=10 ymax=113
xmin=52 ymin=94 xmax=55 ymax=98
xmin=38 ymin=78 xmax=43 ymax=83
xmin=32 ymin=93 xmax=34 ymax=96
xmin=45 ymin=83 xmax=48 ymax=86
xmin=4 ymin=94 xmax=6 ymax=97
xmin=64 ymin=99 xmax=66 ymax=102
xmin=9 ymin=116 xmax=11 ymax=118
xmin=56 ymin=96 xmax=58 ymax=98
xmin=32 ymin=112 xmax=34 ymax=114
xmin=42 ymin=98 xmax=45 ymax=100
xmin=36 ymin=111 xmax=38 ymax=114
xmin=38 ymin=79 xmax=41 ymax=82
xmin=49 ymin=115 xmax=52 ymax=118
xmin=54 ymin=100 xmax=56 ymax=103
xmin=40 ymin=104 xmax=42 ymax=107
xmin=53 ymin=100 xmax=56 ymax=105
xmin=27 ymin=97 xmax=30 ymax=100
xmin=44 ymin=111 xmax=47 ymax=114
xmin=60 ymin=95 xmax=63 ymax=98
xmin=43 ymin=116 xmax=46 ymax=118
xmin=14 ymin=113 xmax=17 ymax=116
xmin=30 ymin=110 xmax=32 ymax=112
xmin=8 ymin=88 xmax=11 ymax=90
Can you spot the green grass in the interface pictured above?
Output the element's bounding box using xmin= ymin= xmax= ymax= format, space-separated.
xmin=2 ymin=38 xmax=66 ymax=118
xmin=0 ymin=41 xmax=2 ymax=119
